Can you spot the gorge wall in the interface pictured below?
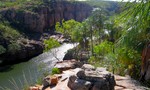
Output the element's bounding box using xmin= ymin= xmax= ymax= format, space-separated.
xmin=0 ymin=1 xmax=92 ymax=66
xmin=0 ymin=1 xmax=92 ymax=33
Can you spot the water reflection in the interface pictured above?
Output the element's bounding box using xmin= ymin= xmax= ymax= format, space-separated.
xmin=0 ymin=43 xmax=76 ymax=89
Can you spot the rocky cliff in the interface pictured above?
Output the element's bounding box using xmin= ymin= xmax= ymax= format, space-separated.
xmin=0 ymin=1 xmax=92 ymax=66
xmin=0 ymin=1 xmax=92 ymax=33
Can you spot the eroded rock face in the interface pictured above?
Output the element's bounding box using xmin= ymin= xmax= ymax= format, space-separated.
xmin=115 ymin=75 xmax=148 ymax=90
xmin=1 ymin=39 xmax=44 ymax=65
xmin=0 ymin=1 xmax=92 ymax=33
xmin=141 ymin=43 xmax=150 ymax=81
xmin=68 ymin=64 xmax=116 ymax=90
xmin=81 ymin=64 xmax=96 ymax=71
xmin=68 ymin=77 xmax=92 ymax=90
xmin=0 ymin=1 xmax=92 ymax=65
xmin=54 ymin=59 xmax=83 ymax=72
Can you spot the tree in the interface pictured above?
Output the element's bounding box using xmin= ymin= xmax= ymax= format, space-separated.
xmin=117 ymin=0 xmax=150 ymax=49
xmin=115 ymin=0 xmax=150 ymax=80
xmin=55 ymin=19 xmax=81 ymax=39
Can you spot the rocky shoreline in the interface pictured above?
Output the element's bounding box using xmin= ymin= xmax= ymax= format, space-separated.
xmin=0 ymin=32 xmax=69 ymax=67
xmin=0 ymin=0 xmax=92 ymax=66
xmin=29 ymin=59 xmax=148 ymax=90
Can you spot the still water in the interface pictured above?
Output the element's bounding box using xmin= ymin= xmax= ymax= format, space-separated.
xmin=0 ymin=43 xmax=76 ymax=90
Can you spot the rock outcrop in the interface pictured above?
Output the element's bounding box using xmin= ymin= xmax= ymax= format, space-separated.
xmin=115 ymin=75 xmax=148 ymax=90
xmin=0 ymin=1 xmax=92 ymax=66
xmin=0 ymin=1 xmax=92 ymax=33
xmin=1 ymin=39 xmax=44 ymax=65
xmin=54 ymin=62 xmax=116 ymax=90
xmin=54 ymin=59 xmax=83 ymax=72
xmin=29 ymin=60 xmax=148 ymax=90
xmin=68 ymin=66 xmax=116 ymax=90
xmin=141 ymin=43 xmax=150 ymax=81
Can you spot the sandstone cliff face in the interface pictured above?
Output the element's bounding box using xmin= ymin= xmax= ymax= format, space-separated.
xmin=0 ymin=1 xmax=92 ymax=66
xmin=0 ymin=1 xmax=92 ymax=33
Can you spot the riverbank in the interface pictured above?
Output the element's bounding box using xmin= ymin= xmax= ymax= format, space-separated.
xmin=0 ymin=32 xmax=69 ymax=67
xmin=29 ymin=60 xmax=148 ymax=90
xmin=0 ymin=0 xmax=92 ymax=67
xmin=0 ymin=43 xmax=76 ymax=89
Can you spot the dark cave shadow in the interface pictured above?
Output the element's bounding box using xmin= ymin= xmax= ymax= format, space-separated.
xmin=0 ymin=65 xmax=13 ymax=72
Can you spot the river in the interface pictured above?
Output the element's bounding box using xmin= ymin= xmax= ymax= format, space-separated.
xmin=0 ymin=43 xmax=76 ymax=90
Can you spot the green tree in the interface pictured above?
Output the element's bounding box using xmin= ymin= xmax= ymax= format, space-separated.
xmin=44 ymin=38 xmax=60 ymax=52
xmin=56 ymin=19 xmax=81 ymax=39
xmin=114 ymin=0 xmax=150 ymax=79
xmin=117 ymin=0 xmax=150 ymax=49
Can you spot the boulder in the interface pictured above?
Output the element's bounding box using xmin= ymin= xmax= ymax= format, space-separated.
xmin=29 ymin=86 xmax=39 ymax=90
xmin=76 ymin=69 xmax=85 ymax=78
xmin=81 ymin=64 xmax=95 ymax=71
xmin=115 ymin=75 xmax=148 ymax=90
xmin=68 ymin=75 xmax=92 ymax=90
xmin=76 ymin=68 xmax=116 ymax=90
xmin=92 ymin=81 xmax=110 ymax=90
xmin=50 ymin=76 xmax=58 ymax=85
xmin=54 ymin=59 xmax=83 ymax=72
xmin=68 ymin=75 xmax=77 ymax=88
xmin=43 ymin=75 xmax=59 ymax=88
xmin=43 ymin=76 xmax=51 ymax=88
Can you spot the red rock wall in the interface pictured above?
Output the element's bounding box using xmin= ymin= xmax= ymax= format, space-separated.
xmin=0 ymin=1 xmax=92 ymax=33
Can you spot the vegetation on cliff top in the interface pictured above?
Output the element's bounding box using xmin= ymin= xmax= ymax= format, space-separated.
xmin=44 ymin=38 xmax=60 ymax=52
xmin=57 ymin=0 xmax=150 ymax=86
xmin=0 ymin=0 xmax=43 ymax=9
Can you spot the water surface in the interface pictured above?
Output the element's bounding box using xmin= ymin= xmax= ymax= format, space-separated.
xmin=0 ymin=43 xmax=76 ymax=89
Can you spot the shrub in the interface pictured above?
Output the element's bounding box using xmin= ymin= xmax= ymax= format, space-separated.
xmin=0 ymin=23 xmax=21 ymax=41
xmin=51 ymin=68 xmax=60 ymax=75
xmin=44 ymin=38 xmax=60 ymax=52
xmin=89 ymin=40 xmax=141 ymax=76
xmin=93 ymin=41 xmax=113 ymax=57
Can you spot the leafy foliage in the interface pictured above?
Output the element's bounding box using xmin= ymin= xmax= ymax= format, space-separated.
xmin=56 ymin=19 xmax=82 ymax=39
xmin=94 ymin=41 xmax=113 ymax=56
xmin=116 ymin=0 xmax=150 ymax=51
xmin=51 ymin=68 xmax=60 ymax=75
xmin=0 ymin=23 xmax=21 ymax=41
xmin=0 ymin=0 xmax=43 ymax=9
xmin=44 ymin=38 xmax=60 ymax=52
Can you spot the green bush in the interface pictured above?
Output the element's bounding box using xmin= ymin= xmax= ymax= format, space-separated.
xmin=88 ymin=40 xmax=141 ymax=76
xmin=44 ymin=38 xmax=60 ymax=52
xmin=0 ymin=0 xmax=43 ymax=9
xmin=94 ymin=41 xmax=113 ymax=57
xmin=0 ymin=23 xmax=21 ymax=41
xmin=51 ymin=68 xmax=60 ymax=75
